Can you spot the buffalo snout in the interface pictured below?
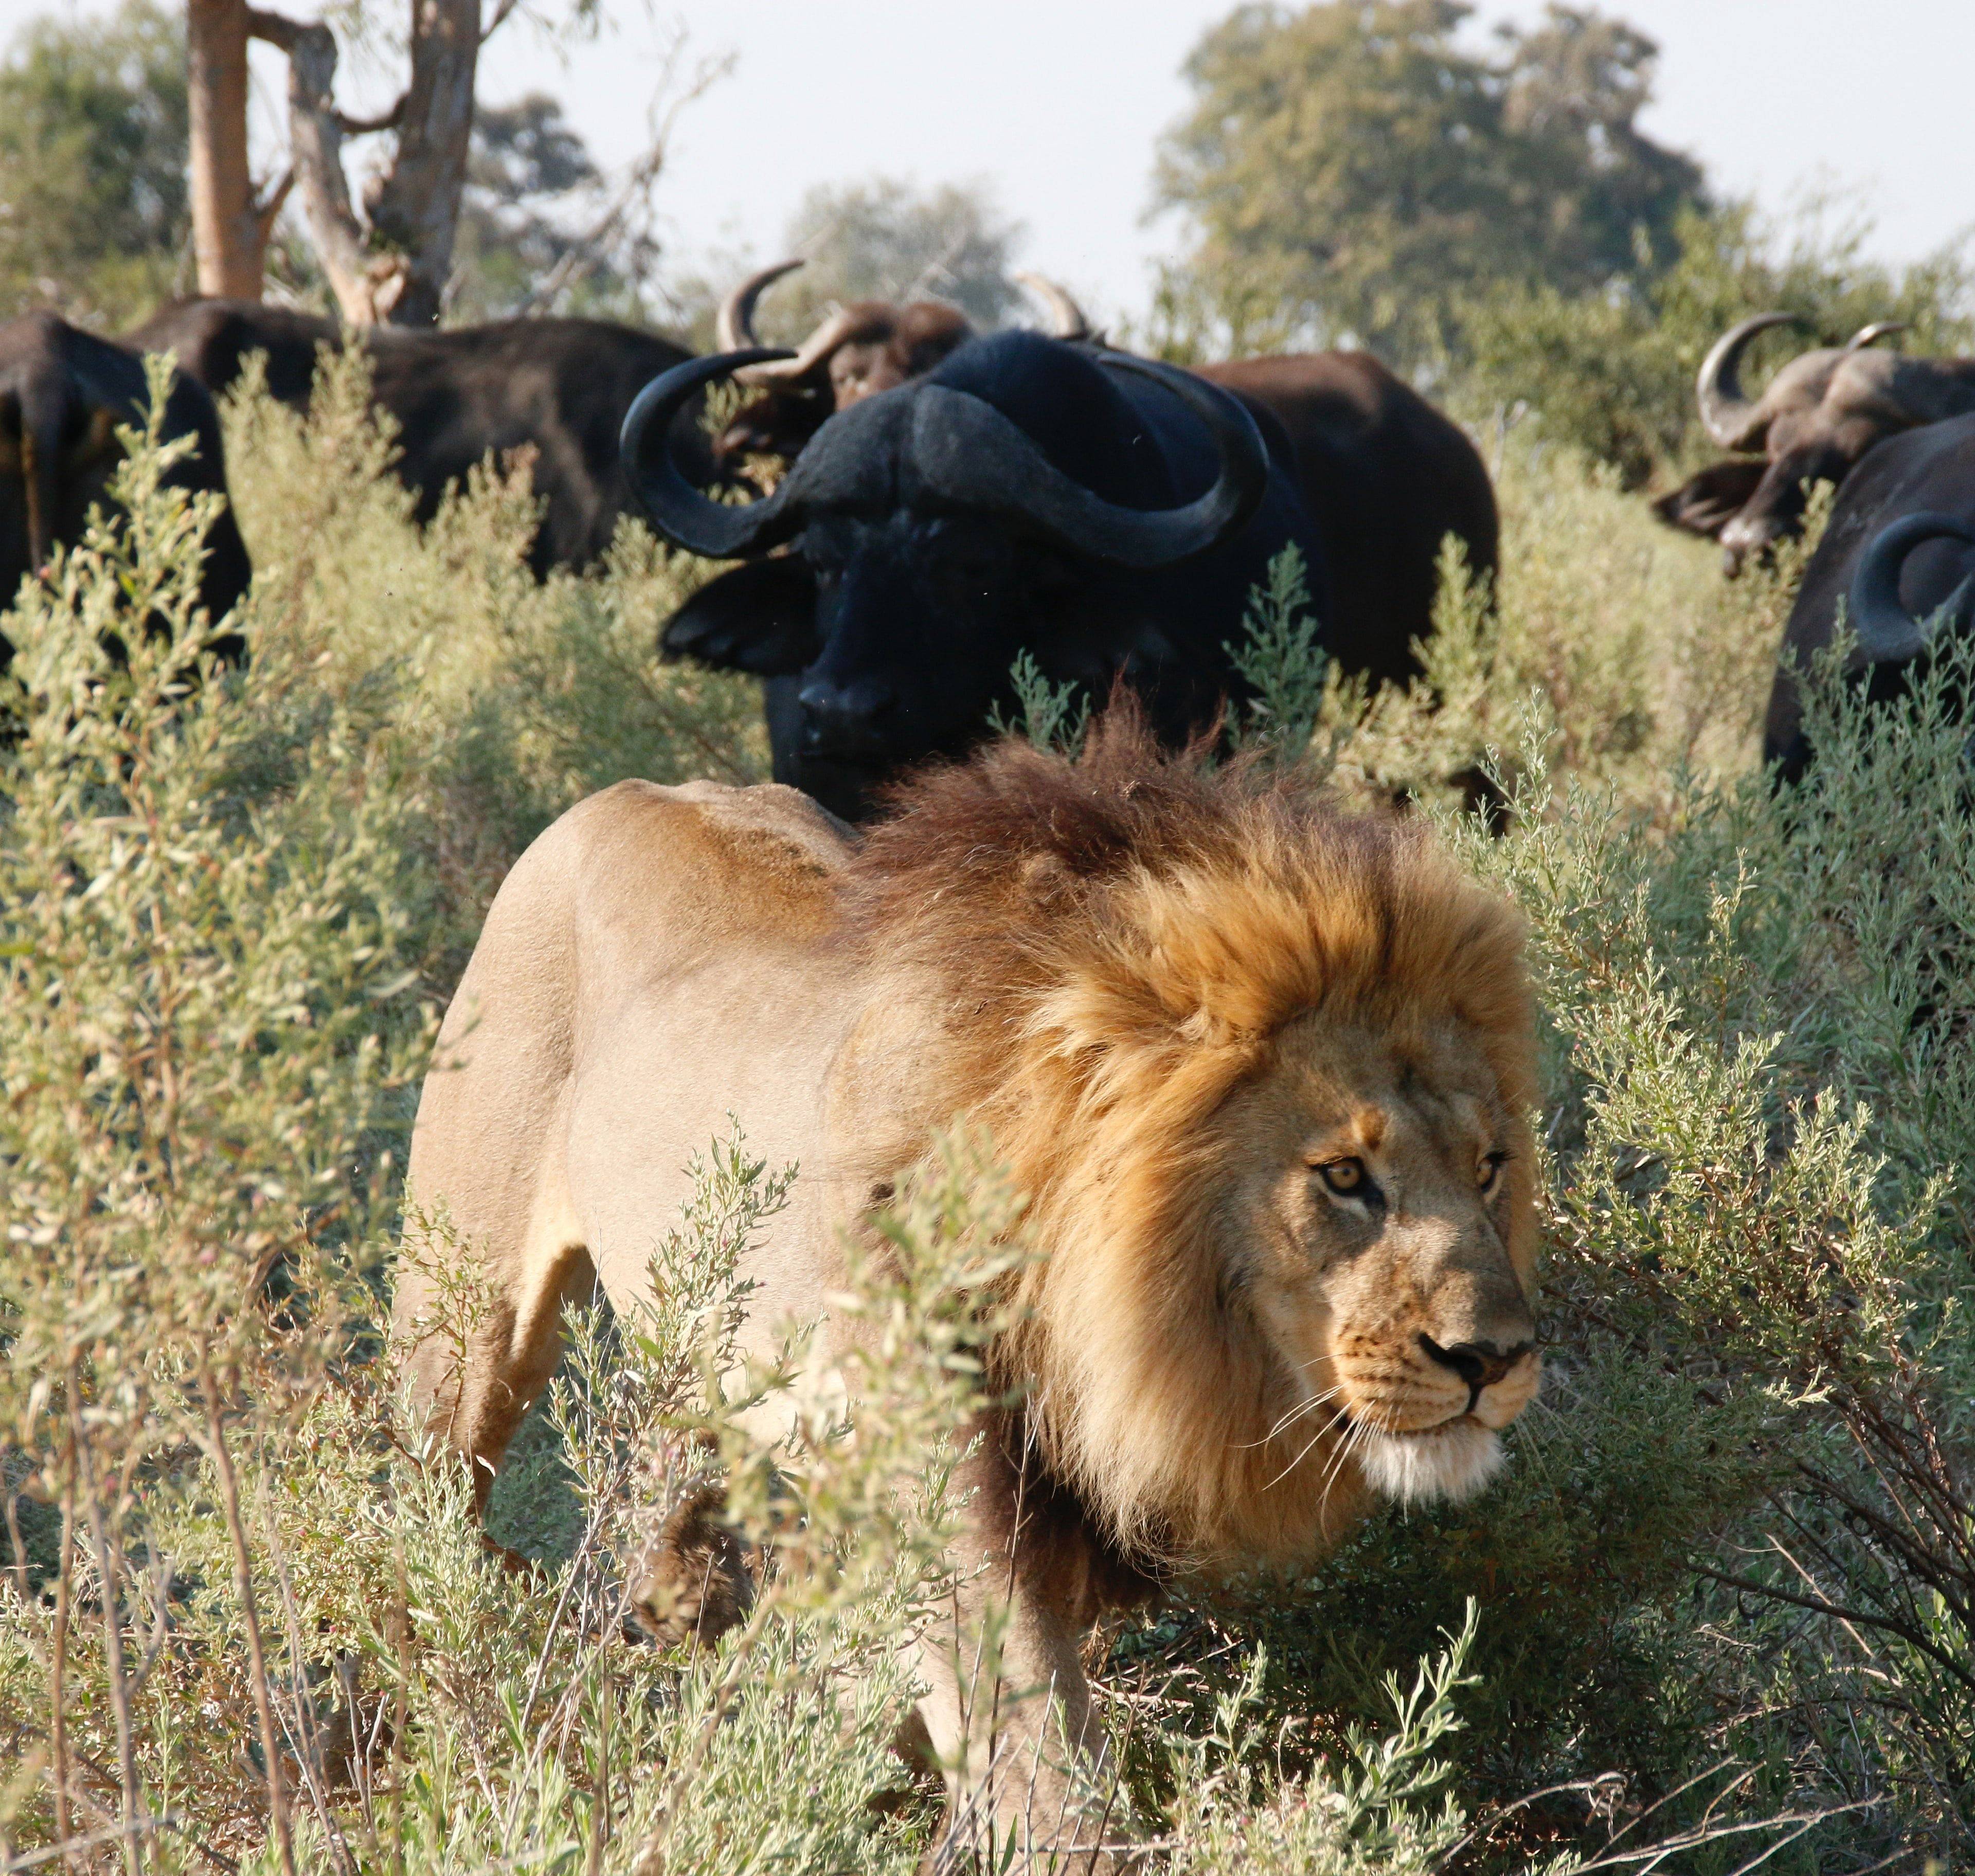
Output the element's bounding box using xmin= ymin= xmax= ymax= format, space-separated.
xmin=797 ymin=674 xmax=899 ymax=757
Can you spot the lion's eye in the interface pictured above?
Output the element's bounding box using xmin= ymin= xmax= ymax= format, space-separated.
xmin=1478 ymin=1151 xmax=1510 ymax=1193
xmin=1315 ymin=1157 xmax=1369 ymax=1198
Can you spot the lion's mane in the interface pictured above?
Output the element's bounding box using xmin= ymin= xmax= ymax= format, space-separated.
xmin=846 ymin=714 xmax=1537 ymax=1568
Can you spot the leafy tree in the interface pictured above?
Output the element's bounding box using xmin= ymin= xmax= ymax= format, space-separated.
xmin=447 ymin=94 xmax=665 ymax=321
xmin=1151 ymin=2 xmax=1705 ymax=366
xmin=774 ymin=175 xmax=1026 ymax=333
xmin=0 ymin=0 xmax=190 ymax=325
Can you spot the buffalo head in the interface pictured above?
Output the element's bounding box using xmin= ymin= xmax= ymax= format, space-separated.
xmin=708 ymin=261 xmax=975 ymax=475
xmin=1656 ymin=313 xmax=1975 ymax=572
xmin=706 ymin=264 xmax=1099 ymax=480
xmin=623 ymin=331 xmax=1274 ymax=821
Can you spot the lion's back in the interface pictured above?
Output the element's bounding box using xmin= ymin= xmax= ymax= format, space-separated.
xmin=403 ymin=778 xmax=857 ymax=1316
xmin=562 ymin=778 xmax=854 ymax=976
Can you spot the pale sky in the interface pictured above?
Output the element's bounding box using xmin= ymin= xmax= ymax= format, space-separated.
xmin=6 ymin=0 xmax=1971 ymax=327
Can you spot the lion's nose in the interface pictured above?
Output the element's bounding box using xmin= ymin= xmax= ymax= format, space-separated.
xmin=1420 ymin=1334 xmax=1532 ymax=1395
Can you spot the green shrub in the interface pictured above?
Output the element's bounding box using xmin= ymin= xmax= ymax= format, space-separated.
xmin=1457 ymin=202 xmax=1975 ymax=487
xmin=5 ymin=340 xmax=1974 ymax=1874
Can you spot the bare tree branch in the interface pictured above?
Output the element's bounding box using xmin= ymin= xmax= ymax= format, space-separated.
xmin=248 ymin=8 xmax=395 ymax=326
xmin=334 ymin=92 xmax=408 ymax=136
xmin=479 ymin=0 xmax=526 ymax=45
xmin=252 ymin=166 xmax=295 ymax=243
xmin=511 ymin=39 xmax=732 ymax=316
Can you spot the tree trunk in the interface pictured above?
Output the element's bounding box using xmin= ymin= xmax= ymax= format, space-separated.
xmin=362 ymin=0 xmax=481 ymax=327
xmin=187 ymin=0 xmax=266 ymax=298
xmin=251 ymin=0 xmax=480 ymax=328
xmin=251 ymin=8 xmax=380 ymax=325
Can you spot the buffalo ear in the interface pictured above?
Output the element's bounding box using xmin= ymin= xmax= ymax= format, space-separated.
xmin=660 ymin=557 xmax=819 ymax=675
xmin=1651 ymin=458 xmax=1768 ymax=539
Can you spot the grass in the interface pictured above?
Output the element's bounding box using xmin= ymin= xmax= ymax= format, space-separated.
xmin=1 ymin=359 xmax=1972 ymax=1874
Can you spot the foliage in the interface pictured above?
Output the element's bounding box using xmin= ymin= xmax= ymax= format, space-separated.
xmin=0 ymin=0 xmax=189 ymax=326
xmin=986 ymin=648 xmax=1089 ymax=759
xmin=218 ymin=344 xmax=765 ymax=971
xmin=1148 ymin=1 xmax=1705 ymax=368
xmin=447 ymin=94 xmax=668 ymax=324
xmin=1226 ymin=540 xmax=1333 ymax=769
xmin=1459 ymin=199 xmax=1975 ymax=486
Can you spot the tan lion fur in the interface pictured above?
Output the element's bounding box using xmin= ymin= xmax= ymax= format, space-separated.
xmin=844 ymin=719 xmax=1537 ymax=1563
xmin=396 ymin=708 xmax=1540 ymax=1863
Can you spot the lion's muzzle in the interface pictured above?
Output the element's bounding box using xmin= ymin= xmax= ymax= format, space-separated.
xmin=1330 ymin=1327 xmax=1542 ymax=1507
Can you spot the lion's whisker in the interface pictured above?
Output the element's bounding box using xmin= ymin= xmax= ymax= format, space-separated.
xmin=1263 ymin=1398 xmax=1361 ymax=1491
xmin=1242 ymin=1383 xmax=1345 ymax=1449
xmin=1314 ymin=1411 xmax=1378 ymax=1502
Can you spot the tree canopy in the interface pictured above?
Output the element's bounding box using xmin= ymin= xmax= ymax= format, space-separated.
xmin=448 ymin=94 xmax=663 ymax=322
xmin=0 ymin=0 xmax=189 ymax=324
xmin=775 ymin=176 xmax=1026 ymax=333
xmin=1152 ymin=1 xmax=1707 ymax=365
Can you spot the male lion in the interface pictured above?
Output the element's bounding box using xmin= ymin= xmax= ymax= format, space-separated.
xmin=393 ymin=716 xmax=1541 ymax=1865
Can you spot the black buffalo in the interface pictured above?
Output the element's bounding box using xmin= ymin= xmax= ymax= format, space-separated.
xmin=124 ymin=298 xmax=707 ymax=575
xmin=622 ymin=330 xmax=1334 ymax=821
xmin=2 ymin=312 xmax=251 ymax=682
xmin=123 ymin=298 xmax=336 ymax=408
xmin=1656 ymin=313 xmax=1975 ymax=573
xmin=716 ymin=265 xmax=1496 ymax=685
xmin=1198 ymin=352 xmax=1496 ymax=685
xmin=1762 ymin=411 xmax=1975 ymax=780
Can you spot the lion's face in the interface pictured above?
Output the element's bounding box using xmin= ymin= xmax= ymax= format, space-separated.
xmin=1217 ymin=1012 xmax=1539 ymax=1509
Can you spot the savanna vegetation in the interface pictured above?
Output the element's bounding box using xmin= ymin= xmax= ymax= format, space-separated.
xmin=3 ymin=1 xmax=1975 ymax=1871
xmin=4 ymin=325 xmax=1974 ymax=1873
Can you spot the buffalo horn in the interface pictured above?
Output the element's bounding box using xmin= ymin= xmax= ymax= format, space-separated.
xmin=714 ymin=259 xmax=805 ymax=351
xmin=1846 ymin=510 xmax=1975 ymax=664
xmin=620 ymin=349 xmax=807 ymax=560
xmin=735 ymin=304 xmax=865 ymax=388
xmin=1016 ymin=272 xmax=1093 ymax=341
xmin=1845 ymin=320 xmax=1909 ymax=352
xmin=1696 ymin=311 xmax=1814 ymax=448
xmin=904 ymin=353 xmax=1268 ymax=570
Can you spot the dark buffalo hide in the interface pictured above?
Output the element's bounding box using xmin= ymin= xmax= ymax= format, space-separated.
xmin=124 ymin=299 xmax=708 ymax=576
xmin=2 ymin=311 xmax=250 ymax=689
xmin=1764 ymin=410 xmax=1975 ymax=780
xmin=1199 ymin=351 xmax=1497 ymax=684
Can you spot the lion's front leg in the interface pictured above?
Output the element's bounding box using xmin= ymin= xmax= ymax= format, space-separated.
xmin=912 ymin=1565 xmax=1125 ymax=1871
xmin=911 ymin=1437 xmax=1152 ymax=1871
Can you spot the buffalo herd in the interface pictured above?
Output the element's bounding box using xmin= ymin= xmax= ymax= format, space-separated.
xmin=3 ymin=272 xmax=1972 ymax=795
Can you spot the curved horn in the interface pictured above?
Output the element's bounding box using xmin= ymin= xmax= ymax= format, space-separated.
xmin=734 ymin=303 xmax=866 ymax=389
xmin=1847 ymin=510 xmax=1975 ymax=664
xmin=620 ymin=349 xmax=809 ymax=560
xmin=1845 ymin=319 xmax=1910 ymax=353
xmin=715 ymin=259 xmax=804 ymax=351
xmin=904 ymin=353 xmax=1268 ymax=570
xmin=1697 ymin=312 xmax=1814 ymax=448
xmin=1015 ymin=271 xmax=1092 ymax=341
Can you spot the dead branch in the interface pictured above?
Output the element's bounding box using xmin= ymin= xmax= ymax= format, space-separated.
xmin=247 ymin=8 xmax=389 ymax=326
xmin=334 ymin=92 xmax=408 ymax=137
xmin=511 ymin=38 xmax=733 ymax=316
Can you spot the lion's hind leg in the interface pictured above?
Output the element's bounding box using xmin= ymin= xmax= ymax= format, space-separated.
xmin=393 ymin=1169 xmax=597 ymax=1518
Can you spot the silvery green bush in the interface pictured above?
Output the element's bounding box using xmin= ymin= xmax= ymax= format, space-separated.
xmin=3 ymin=363 xmax=1972 ymax=1874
